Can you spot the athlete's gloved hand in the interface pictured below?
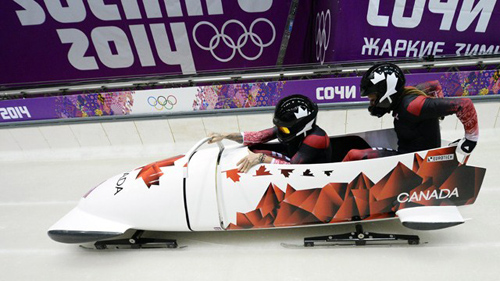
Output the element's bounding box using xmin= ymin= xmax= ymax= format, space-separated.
xmin=457 ymin=138 xmax=477 ymax=156
xmin=449 ymin=138 xmax=477 ymax=156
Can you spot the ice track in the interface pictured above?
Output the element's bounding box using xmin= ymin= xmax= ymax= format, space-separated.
xmin=1 ymin=129 xmax=499 ymax=281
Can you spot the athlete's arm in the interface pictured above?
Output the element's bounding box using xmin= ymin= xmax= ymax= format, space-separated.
xmin=208 ymin=132 xmax=243 ymax=144
xmin=406 ymin=96 xmax=479 ymax=155
xmin=208 ymin=127 xmax=277 ymax=145
xmin=241 ymin=127 xmax=277 ymax=145
xmin=406 ymin=96 xmax=479 ymax=141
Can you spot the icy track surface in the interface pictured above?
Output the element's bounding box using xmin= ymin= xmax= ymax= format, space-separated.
xmin=1 ymin=130 xmax=499 ymax=281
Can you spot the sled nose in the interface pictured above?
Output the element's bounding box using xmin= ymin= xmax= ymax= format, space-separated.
xmin=48 ymin=230 xmax=124 ymax=244
xmin=48 ymin=206 xmax=130 ymax=244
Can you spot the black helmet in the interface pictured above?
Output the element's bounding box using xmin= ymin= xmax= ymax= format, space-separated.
xmin=273 ymin=94 xmax=318 ymax=143
xmin=360 ymin=63 xmax=406 ymax=117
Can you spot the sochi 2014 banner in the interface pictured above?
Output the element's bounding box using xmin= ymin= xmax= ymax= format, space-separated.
xmin=1 ymin=69 xmax=499 ymax=123
xmin=313 ymin=0 xmax=500 ymax=64
xmin=0 ymin=0 xmax=312 ymax=87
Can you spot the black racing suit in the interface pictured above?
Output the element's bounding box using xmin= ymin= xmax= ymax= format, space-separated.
xmin=243 ymin=125 xmax=333 ymax=164
xmin=343 ymin=92 xmax=479 ymax=161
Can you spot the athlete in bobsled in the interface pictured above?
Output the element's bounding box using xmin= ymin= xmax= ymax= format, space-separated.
xmin=47 ymin=68 xmax=487 ymax=248
xmin=343 ymin=62 xmax=479 ymax=162
xmin=209 ymin=94 xmax=332 ymax=172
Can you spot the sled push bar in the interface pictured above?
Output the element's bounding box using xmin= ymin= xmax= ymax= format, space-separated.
xmin=181 ymin=137 xmax=228 ymax=231
xmin=183 ymin=137 xmax=224 ymax=178
xmin=304 ymin=224 xmax=420 ymax=247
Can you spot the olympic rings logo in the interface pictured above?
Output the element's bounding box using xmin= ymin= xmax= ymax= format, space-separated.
xmin=316 ymin=10 xmax=331 ymax=65
xmin=147 ymin=95 xmax=177 ymax=111
xmin=192 ymin=18 xmax=276 ymax=62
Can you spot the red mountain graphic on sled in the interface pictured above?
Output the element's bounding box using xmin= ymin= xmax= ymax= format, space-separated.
xmin=228 ymin=148 xmax=485 ymax=229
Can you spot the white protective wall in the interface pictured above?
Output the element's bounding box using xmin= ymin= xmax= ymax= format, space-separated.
xmin=0 ymin=101 xmax=499 ymax=161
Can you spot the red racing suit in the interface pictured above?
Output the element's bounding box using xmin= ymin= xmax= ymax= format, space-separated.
xmin=242 ymin=125 xmax=332 ymax=164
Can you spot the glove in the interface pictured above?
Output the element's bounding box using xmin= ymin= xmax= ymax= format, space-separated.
xmin=450 ymin=138 xmax=477 ymax=156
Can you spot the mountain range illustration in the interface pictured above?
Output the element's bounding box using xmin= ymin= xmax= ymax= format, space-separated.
xmin=228 ymin=147 xmax=485 ymax=229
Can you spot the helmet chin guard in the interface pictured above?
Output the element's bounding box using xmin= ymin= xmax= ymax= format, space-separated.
xmin=368 ymin=103 xmax=390 ymax=118
xmin=273 ymin=95 xmax=318 ymax=143
xmin=360 ymin=63 xmax=406 ymax=117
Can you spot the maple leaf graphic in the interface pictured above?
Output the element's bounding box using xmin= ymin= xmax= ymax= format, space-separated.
xmin=136 ymin=164 xmax=163 ymax=188
xmin=225 ymin=169 xmax=241 ymax=183
xmin=254 ymin=165 xmax=272 ymax=176
xmin=303 ymin=169 xmax=314 ymax=177
xmin=280 ymin=169 xmax=294 ymax=178
xmin=135 ymin=155 xmax=183 ymax=188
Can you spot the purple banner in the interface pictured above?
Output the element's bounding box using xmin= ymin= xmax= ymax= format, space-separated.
xmin=0 ymin=0 xmax=314 ymax=87
xmin=0 ymin=91 xmax=134 ymax=123
xmin=284 ymin=77 xmax=364 ymax=104
xmin=2 ymin=69 xmax=499 ymax=123
xmin=313 ymin=0 xmax=500 ymax=64
xmin=0 ymin=98 xmax=57 ymax=122
xmin=3 ymin=1 xmax=500 ymax=88
xmin=191 ymin=69 xmax=500 ymax=110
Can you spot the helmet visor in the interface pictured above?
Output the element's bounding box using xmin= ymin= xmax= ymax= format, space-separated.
xmin=278 ymin=126 xmax=290 ymax=134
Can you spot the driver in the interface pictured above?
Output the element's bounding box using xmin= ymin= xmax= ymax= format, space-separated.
xmin=343 ymin=62 xmax=479 ymax=161
xmin=209 ymin=94 xmax=332 ymax=172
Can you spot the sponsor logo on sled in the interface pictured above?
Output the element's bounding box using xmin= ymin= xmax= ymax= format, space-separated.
xmin=427 ymin=154 xmax=454 ymax=162
xmin=397 ymin=187 xmax=459 ymax=203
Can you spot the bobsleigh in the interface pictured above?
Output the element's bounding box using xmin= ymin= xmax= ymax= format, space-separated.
xmin=48 ymin=128 xmax=486 ymax=248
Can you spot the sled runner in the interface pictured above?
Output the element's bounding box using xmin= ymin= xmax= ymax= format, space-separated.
xmin=280 ymin=224 xmax=421 ymax=248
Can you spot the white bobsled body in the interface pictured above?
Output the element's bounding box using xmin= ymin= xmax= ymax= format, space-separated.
xmin=48 ymin=129 xmax=486 ymax=244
